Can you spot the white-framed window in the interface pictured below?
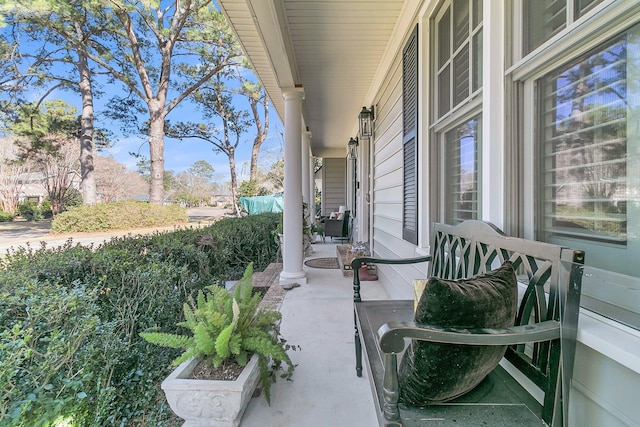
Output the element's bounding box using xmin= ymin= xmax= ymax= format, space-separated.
xmin=432 ymin=0 xmax=482 ymax=224
xmin=515 ymin=1 xmax=640 ymax=330
xmin=522 ymin=0 xmax=606 ymax=56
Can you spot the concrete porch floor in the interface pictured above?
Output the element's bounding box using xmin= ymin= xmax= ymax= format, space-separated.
xmin=241 ymin=242 xmax=389 ymax=426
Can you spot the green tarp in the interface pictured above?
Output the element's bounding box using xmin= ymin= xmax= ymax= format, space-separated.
xmin=240 ymin=194 xmax=284 ymax=215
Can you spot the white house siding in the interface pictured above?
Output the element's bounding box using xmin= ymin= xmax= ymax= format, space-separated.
xmin=321 ymin=158 xmax=346 ymax=216
xmin=370 ymin=39 xmax=428 ymax=301
xmin=571 ymin=339 xmax=640 ymax=427
xmin=366 ymin=1 xmax=640 ymax=425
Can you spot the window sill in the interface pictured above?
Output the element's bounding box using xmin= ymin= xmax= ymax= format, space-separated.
xmin=577 ymin=308 xmax=640 ymax=374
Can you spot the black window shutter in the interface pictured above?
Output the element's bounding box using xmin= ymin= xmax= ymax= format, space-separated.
xmin=403 ymin=25 xmax=419 ymax=244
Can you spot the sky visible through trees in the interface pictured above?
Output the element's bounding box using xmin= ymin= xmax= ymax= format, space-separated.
xmin=0 ymin=1 xmax=284 ymax=201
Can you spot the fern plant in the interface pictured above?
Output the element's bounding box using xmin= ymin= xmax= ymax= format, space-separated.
xmin=140 ymin=262 xmax=296 ymax=403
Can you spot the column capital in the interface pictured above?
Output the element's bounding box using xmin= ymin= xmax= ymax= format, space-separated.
xmin=282 ymin=87 xmax=305 ymax=101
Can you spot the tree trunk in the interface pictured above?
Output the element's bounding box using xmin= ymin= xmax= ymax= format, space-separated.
xmin=148 ymin=106 xmax=166 ymax=205
xmin=77 ymin=53 xmax=97 ymax=204
xmin=249 ymin=96 xmax=269 ymax=182
xmin=228 ymin=146 xmax=240 ymax=216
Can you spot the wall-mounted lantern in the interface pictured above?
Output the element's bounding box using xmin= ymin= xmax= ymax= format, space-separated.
xmin=348 ymin=137 xmax=359 ymax=159
xmin=358 ymin=106 xmax=375 ymax=139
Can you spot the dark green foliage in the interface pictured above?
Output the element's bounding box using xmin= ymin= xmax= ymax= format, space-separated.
xmin=61 ymin=188 xmax=83 ymax=211
xmin=0 ymin=211 xmax=14 ymax=222
xmin=40 ymin=200 xmax=52 ymax=218
xmin=205 ymin=213 xmax=281 ymax=279
xmin=50 ymin=200 xmax=188 ymax=233
xmin=16 ymin=201 xmax=44 ymax=221
xmin=0 ymin=213 xmax=280 ymax=425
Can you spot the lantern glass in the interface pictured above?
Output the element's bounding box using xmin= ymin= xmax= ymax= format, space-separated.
xmin=348 ymin=137 xmax=358 ymax=159
xmin=358 ymin=106 xmax=374 ymax=138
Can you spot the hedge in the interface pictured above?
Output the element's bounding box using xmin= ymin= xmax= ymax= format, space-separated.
xmin=51 ymin=201 xmax=188 ymax=233
xmin=0 ymin=213 xmax=280 ymax=426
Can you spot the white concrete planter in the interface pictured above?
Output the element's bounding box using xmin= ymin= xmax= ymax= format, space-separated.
xmin=161 ymin=355 xmax=260 ymax=427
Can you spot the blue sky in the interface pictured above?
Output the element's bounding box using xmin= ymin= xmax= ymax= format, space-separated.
xmin=98 ymin=104 xmax=284 ymax=181
xmin=25 ymin=80 xmax=284 ymax=183
xmin=2 ymin=3 xmax=284 ymax=185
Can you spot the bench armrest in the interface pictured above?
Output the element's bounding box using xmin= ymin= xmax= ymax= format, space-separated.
xmin=378 ymin=320 xmax=561 ymax=353
xmin=352 ymin=255 xmax=431 ymax=302
xmin=350 ymin=255 xmax=431 ymax=271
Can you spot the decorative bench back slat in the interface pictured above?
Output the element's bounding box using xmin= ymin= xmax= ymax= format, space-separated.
xmin=427 ymin=221 xmax=585 ymax=424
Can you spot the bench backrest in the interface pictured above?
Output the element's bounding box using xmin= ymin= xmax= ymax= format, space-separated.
xmin=428 ymin=221 xmax=585 ymax=425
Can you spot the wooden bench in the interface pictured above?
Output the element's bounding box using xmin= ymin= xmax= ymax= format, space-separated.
xmin=351 ymin=221 xmax=585 ymax=426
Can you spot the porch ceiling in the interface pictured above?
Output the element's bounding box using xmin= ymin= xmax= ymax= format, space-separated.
xmin=218 ymin=0 xmax=409 ymax=158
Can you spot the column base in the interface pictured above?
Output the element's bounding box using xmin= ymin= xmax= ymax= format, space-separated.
xmin=279 ymin=270 xmax=307 ymax=286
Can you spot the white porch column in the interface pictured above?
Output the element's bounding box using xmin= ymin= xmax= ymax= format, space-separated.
xmin=302 ymin=131 xmax=311 ymax=219
xmin=280 ymin=88 xmax=307 ymax=286
xmin=309 ymin=152 xmax=316 ymax=227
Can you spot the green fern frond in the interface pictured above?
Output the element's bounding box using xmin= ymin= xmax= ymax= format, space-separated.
xmin=193 ymin=323 xmax=215 ymax=355
xmin=234 ymin=262 xmax=254 ymax=304
xmin=229 ymin=334 xmax=242 ymax=355
xmin=208 ymin=311 xmax=228 ymax=330
xmin=257 ymin=355 xmax=274 ymax=404
xmin=253 ymin=310 xmax=281 ymax=327
xmin=140 ymin=332 xmax=193 ymax=350
xmin=196 ymin=289 xmax=207 ymax=311
xmin=173 ymin=348 xmax=198 ymax=366
xmin=182 ymin=302 xmax=197 ymax=328
xmin=215 ymin=323 xmax=234 ymax=359
xmin=236 ymin=350 xmax=248 ymax=366
xmin=212 ymin=284 xmax=232 ymax=314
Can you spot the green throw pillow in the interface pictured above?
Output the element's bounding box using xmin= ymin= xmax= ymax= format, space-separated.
xmin=398 ymin=261 xmax=518 ymax=405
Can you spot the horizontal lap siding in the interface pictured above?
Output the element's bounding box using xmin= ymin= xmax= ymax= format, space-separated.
xmin=322 ymin=158 xmax=346 ymax=215
xmin=371 ymin=52 xmax=422 ymax=299
xmin=571 ymin=342 xmax=640 ymax=426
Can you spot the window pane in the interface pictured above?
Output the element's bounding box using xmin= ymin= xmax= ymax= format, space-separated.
xmin=523 ymin=0 xmax=566 ymax=55
xmin=453 ymin=44 xmax=470 ymax=107
xmin=446 ymin=115 xmax=481 ymax=224
xmin=438 ymin=65 xmax=451 ymax=118
xmin=472 ymin=32 xmax=482 ymax=92
xmin=438 ymin=8 xmax=451 ymax=68
xmin=575 ymin=0 xmax=604 ymax=19
xmin=453 ymin=0 xmax=469 ymax=51
xmin=472 ymin=0 xmax=482 ymax=30
xmin=539 ymin=34 xmax=627 ymax=245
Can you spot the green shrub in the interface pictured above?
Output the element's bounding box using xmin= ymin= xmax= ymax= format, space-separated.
xmin=1 ymin=212 xmax=281 ymax=426
xmin=62 ymin=188 xmax=83 ymax=211
xmin=204 ymin=213 xmax=280 ymax=279
xmin=17 ymin=201 xmax=44 ymax=221
xmin=0 ymin=211 xmax=14 ymax=222
xmin=0 ymin=276 xmax=99 ymax=426
xmin=40 ymin=200 xmax=52 ymax=218
xmin=51 ymin=200 xmax=187 ymax=233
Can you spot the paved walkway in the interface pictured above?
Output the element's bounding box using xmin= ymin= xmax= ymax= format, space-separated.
xmin=241 ymin=242 xmax=388 ymax=427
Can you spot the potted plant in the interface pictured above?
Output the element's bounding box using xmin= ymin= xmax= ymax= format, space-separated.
xmin=141 ymin=263 xmax=297 ymax=427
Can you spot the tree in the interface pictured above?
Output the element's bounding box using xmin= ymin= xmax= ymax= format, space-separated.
xmin=0 ymin=137 xmax=33 ymax=214
xmin=8 ymin=100 xmax=81 ymax=214
xmin=0 ymin=0 xmax=107 ymax=205
xmin=170 ymin=160 xmax=216 ymax=207
xmin=82 ymin=0 xmax=242 ymax=205
xmin=237 ymin=64 xmax=269 ymax=183
xmin=167 ymin=74 xmax=250 ymax=215
xmin=94 ymin=154 xmax=148 ymax=202
xmin=266 ymin=158 xmax=284 ymax=192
